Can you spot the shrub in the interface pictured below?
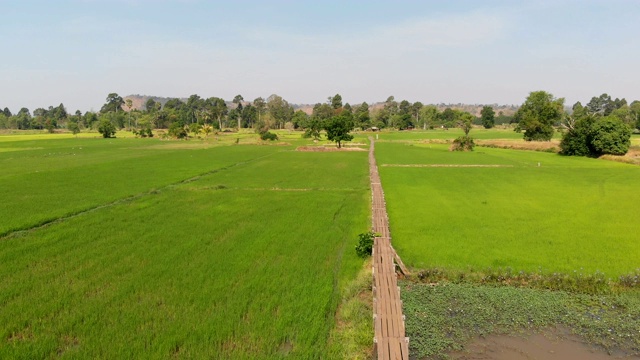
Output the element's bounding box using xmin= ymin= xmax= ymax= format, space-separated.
xmin=355 ymin=231 xmax=375 ymax=258
xmin=259 ymin=131 xmax=278 ymax=141
xmin=450 ymin=136 xmax=475 ymax=151
xmin=97 ymin=119 xmax=116 ymax=138
xmin=168 ymin=122 xmax=188 ymax=139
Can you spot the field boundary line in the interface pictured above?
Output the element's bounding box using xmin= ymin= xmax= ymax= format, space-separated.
xmin=0 ymin=151 xmax=282 ymax=240
xmin=369 ymin=137 xmax=410 ymax=360
xmin=381 ymin=164 xmax=513 ymax=168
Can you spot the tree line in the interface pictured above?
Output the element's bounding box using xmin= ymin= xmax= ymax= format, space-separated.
xmin=2 ymin=91 xmax=638 ymax=155
xmin=0 ymin=93 xmax=501 ymax=136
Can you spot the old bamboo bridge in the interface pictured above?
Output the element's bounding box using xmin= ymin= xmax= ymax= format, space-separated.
xmin=369 ymin=137 xmax=410 ymax=360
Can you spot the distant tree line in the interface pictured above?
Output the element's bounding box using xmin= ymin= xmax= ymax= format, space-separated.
xmin=0 ymin=93 xmax=483 ymax=137
xmin=2 ymin=91 xmax=637 ymax=150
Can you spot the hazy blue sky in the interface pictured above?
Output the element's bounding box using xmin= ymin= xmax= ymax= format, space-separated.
xmin=1 ymin=0 xmax=638 ymax=112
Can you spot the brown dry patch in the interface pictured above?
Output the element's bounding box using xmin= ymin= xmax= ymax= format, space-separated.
xmin=600 ymin=147 xmax=640 ymax=165
xmin=296 ymin=146 xmax=366 ymax=152
xmin=57 ymin=335 xmax=80 ymax=356
xmin=476 ymin=139 xmax=560 ymax=152
xmin=418 ymin=139 xmax=452 ymax=144
xmin=7 ymin=328 xmax=33 ymax=342
xmin=449 ymin=327 xmax=633 ymax=360
xmin=382 ymin=164 xmax=513 ymax=168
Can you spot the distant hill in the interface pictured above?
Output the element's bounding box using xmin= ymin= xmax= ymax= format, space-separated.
xmin=123 ymin=95 xmax=184 ymax=111
xmin=124 ymin=94 xmax=519 ymax=116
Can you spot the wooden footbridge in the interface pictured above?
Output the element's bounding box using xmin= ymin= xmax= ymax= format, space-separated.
xmin=369 ymin=138 xmax=410 ymax=360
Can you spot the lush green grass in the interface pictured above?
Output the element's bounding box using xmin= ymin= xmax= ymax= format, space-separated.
xmin=377 ymin=141 xmax=640 ymax=277
xmin=0 ymin=136 xmax=285 ymax=236
xmin=0 ymin=134 xmax=370 ymax=358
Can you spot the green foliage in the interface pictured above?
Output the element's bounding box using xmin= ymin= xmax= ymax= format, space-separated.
xmin=450 ymin=136 xmax=475 ymax=151
xmin=327 ymin=261 xmax=374 ymax=359
xmin=168 ymin=121 xmax=188 ymax=139
xmin=585 ymin=93 xmax=627 ymax=116
xmin=97 ymin=118 xmax=116 ymax=138
xmin=515 ymin=91 xmax=564 ymax=141
xmin=391 ymin=113 xmax=412 ymax=130
xmin=590 ymin=116 xmax=631 ymax=155
xmin=355 ymin=231 xmax=375 ymax=258
xmin=259 ymin=130 xmax=278 ymax=141
xmin=481 ymin=105 xmax=495 ymax=129
xmin=561 ymin=115 xmax=631 ymax=156
xmin=324 ymin=114 xmax=354 ymax=148
xmin=100 ymin=92 xmax=124 ymax=113
xmin=67 ymin=121 xmax=80 ymax=135
xmin=291 ymin=110 xmax=308 ymax=129
xmin=331 ymin=93 xmax=343 ymax=109
xmin=188 ymin=122 xmax=201 ymax=136
xmin=302 ymin=117 xmax=322 ymax=140
xmin=354 ymin=102 xmax=371 ymax=129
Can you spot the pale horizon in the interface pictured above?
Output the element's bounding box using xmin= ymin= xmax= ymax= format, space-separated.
xmin=2 ymin=0 xmax=638 ymax=113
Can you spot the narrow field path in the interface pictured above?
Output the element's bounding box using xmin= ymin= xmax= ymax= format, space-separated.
xmin=369 ymin=137 xmax=409 ymax=360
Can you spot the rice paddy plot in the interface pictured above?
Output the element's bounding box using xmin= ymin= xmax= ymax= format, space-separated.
xmin=0 ymin=136 xmax=283 ymax=236
xmin=0 ymin=139 xmax=370 ymax=359
xmin=376 ymin=142 xmax=640 ymax=277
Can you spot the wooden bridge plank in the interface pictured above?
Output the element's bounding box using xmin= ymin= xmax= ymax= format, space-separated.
xmin=370 ymin=138 xmax=409 ymax=360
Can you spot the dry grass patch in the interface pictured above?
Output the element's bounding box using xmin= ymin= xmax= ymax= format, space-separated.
xmin=476 ymin=139 xmax=560 ymax=152
xmin=382 ymin=164 xmax=513 ymax=168
xmin=600 ymin=147 xmax=640 ymax=165
xmin=296 ymin=146 xmax=366 ymax=152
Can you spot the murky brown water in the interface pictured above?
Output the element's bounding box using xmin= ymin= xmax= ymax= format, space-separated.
xmin=447 ymin=329 xmax=638 ymax=360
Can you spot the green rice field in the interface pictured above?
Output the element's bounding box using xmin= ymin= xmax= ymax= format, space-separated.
xmin=376 ymin=137 xmax=640 ymax=277
xmin=0 ymin=133 xmax=369 ymax=358
xmin=2 ymin=128 xmax=639 ymax=358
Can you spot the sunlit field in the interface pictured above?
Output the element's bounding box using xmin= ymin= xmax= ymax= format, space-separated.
xmin=0 ymin=132 xmax=369 ymax=358
xmin=376 ymin=138 xmax=640 ymax=277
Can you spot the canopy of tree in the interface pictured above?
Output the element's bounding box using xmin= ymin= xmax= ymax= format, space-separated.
xmin=560 ymin=95 xmax=634 ymax=157
xmin=514 ymin=91 xmax=565 ymax=141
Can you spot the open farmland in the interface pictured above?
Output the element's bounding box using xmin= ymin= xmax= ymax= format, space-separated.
xmin=376 ymin=138 xmax=640 ymax=277
xmin=0 ymin=133 xmax=370 ymax=358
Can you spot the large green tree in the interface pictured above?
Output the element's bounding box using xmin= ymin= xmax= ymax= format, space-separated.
xmin=354 ymin=102 xmax=370 ymax=129
xmin=145 ymin=98 xmax=158 ymax=113
xmin=101 ymin=93 xmax=124 ymax=113
xmin=324 ymin=113 xmax=354 ymax=148
xmin=330 ymin=94 xmax=342 ymax=109
xmin=267 ymin=94 xmax=293 ymax=129
xmin=253 ymin=97 xmax=266 ymax=124
xmin=481 ymin=106 xmax=495 ymax=129
xmin=233 ymin=95 xmax=244 ymax=129
xmin=312 ymin=103 xmax=334 ymax=121
xmin=560 ymin=101 xmax=632 ymax=157
xmin=205 ymin=97 xmax=227 ymax=130
xmin=585 ymin=93 xmax=626 ymax=116
xmin=514 ymin=91 xmax=564 ymax=141
xmin=419 ymin=105 xmax=439 ymax=130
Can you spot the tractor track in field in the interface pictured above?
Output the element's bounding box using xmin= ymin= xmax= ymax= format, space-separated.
xmin=0 ymin=151 xmax=281 ymax=240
